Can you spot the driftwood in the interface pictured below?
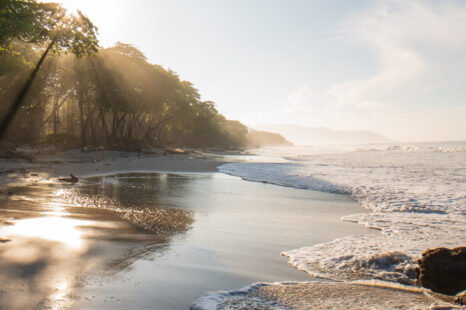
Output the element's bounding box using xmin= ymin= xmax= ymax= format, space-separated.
xmin=58 ymin=174 xmax=79 ymax=183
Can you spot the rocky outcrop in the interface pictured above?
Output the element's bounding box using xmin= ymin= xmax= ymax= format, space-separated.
xmin=417 ymin=247 xmax=466 ymax=295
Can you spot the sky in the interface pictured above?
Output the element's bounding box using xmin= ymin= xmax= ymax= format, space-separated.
xmin=48 ymin=0 xmax=466 ymax=141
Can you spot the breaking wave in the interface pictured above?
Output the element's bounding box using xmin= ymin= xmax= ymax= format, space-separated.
xmin=218 ymin=142 xmax=466 ymax=284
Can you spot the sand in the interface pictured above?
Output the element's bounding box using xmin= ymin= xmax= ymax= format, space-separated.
xmin=1 ymin=148 xmax=455 ymax=310
xmin=0 ymin=148 xmax=225 ymax=186
xmin=193 ymin=281 xmax=461 ymax=310
xmin=0 ymin=148 xmax=225 ymax=309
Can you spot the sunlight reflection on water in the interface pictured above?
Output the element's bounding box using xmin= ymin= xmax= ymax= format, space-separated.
xmin=2 ymin=216 xmax=89 ymax=249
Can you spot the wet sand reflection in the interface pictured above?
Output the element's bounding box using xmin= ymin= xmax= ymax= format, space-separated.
xmin=0 ymin=174 xmax=197 ymax=309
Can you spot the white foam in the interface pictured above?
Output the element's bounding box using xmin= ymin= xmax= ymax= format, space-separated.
xmin=218 ymin=142 xmax=466 ymax=284
xmin=191 ymin=280 xmax=459 ymax=310
xmin=190 ymin=282 xmax=271 ymax=310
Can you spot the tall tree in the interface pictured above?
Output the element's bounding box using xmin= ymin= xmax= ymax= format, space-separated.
xmin=0 ymin=0 xmax=98 ymax=140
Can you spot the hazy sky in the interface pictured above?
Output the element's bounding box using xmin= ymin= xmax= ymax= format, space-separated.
xmin=49 ymin=0 xmax=466 ymax=141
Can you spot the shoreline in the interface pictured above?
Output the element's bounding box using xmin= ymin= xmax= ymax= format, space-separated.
xmin=0 ymin=148 xmax=376 ymax=309
xmin=191 ymin=281 xmax=460 ymax=310
xmin=0 ymin=148 xmax=227 ymax=185
xmin=192 ymin=145 xmax=466 ymax=309
xmin=0 ymin=148 xmax=228 ymax=309
xmin=1 ymin=147 xmax=461 ymax=309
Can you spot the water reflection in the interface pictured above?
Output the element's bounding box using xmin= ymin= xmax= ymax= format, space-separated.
xmin=2 ymin=216 xmax=88 ymax=249
xmin=67 ymin=173 xmax=204 ymax=234
xmin=0 ymin=173 xmax=202 ymax=309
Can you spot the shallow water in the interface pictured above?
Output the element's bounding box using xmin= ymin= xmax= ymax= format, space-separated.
xmin=0 ymin=172 xmax=373 ymax=309
xmin=70 ymin=172 xmax=372 ymax=309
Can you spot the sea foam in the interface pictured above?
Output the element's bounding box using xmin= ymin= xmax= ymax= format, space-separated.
xmin=218 ymin=142 xmax=466 ymax=284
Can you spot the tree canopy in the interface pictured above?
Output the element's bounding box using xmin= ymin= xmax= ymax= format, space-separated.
xmin=0 ymin=0 xmax=274 ymax=149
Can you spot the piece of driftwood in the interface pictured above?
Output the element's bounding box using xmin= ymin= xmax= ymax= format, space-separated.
xmin=58 ymin=174 xmax=79 ymax=183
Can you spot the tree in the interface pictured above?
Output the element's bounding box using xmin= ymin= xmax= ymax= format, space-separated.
xmin=0 ymin=0 xmax=98 ymax=140
xmin=0 ymin=0 xmax=63 ymax=46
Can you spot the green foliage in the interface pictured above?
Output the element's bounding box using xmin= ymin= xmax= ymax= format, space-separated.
xmin=0 ymin=1 xmax=248 ymax=149
xmin=0 ymin=1 xmax=98 ymax=56
xmin=0 ymin=0 xmax=63 ymax=46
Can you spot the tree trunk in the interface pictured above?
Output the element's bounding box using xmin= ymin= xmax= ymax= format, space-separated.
xmin=52 ymin=96 xmax=59 ymax=144
xmin=0 ymin=39 xmax=56 ymax=140
xmin=99 ymin=108 xmax=110 ymax=144
xmin=78 ymin=84 xmax=87 ymax=146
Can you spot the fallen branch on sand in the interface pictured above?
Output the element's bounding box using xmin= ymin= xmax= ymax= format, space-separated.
xmin=58 ymin=174 xmax=79 ymax=183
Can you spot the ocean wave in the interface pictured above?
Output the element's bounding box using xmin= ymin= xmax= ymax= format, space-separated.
xmin=219 ymin=163 xmax=345 ymax=193
xmin=218 ymin=144 xmax=466 ymax=284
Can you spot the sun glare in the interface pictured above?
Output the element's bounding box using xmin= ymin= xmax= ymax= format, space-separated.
xmin=57 ymin=0 xmax=79 ymax=15
xmin=2 ymin=217 xmax=89 ymax=249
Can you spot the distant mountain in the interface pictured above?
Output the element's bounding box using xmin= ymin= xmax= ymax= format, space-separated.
xmin=246 ymin=129 xmax=293 ymax=147
xmin=256 ymin=124 xmax=389 ymax=145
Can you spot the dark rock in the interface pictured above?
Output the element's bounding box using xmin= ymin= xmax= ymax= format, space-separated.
xmin=456 ymin=290 xmax=466 ymax=305
xmin=417 ymin=247 xmax=466 ymax=295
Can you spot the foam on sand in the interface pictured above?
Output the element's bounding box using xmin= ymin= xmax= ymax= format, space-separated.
xmin=191 ymin=281 xmax=460 ymax=310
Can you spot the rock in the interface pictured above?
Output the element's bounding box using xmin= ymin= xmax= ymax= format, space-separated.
xmin=417 ymin=247 xmax=466 ymax=295
xmin=456 ymin=290 xmax=466 ymax=305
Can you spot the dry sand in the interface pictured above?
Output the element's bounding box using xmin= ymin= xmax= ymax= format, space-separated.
xmin=0 ymin=148 xmax=225 ymax=186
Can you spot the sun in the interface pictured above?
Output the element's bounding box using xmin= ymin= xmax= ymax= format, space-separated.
xmin=45 ymin=0 xmax=113 ymax=18
xmin=42 ymin=0 xmax=123 ymax=47
xmin=54 ymin=0 xmax=81 ymax=15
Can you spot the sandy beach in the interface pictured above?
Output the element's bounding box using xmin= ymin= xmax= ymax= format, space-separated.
xmin=2 ymin=0 xmax=465 ymax=308
xmin=1 ymin=147 xmax=463 ymax=310
xmin=0 ymin=148 xmax=373 ymax=309
xmin=191 ymin=281 xmax=460 ymax=310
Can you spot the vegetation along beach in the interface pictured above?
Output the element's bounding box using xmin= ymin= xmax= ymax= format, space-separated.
xmin=1 ymin=0 xmax=465 ymax=309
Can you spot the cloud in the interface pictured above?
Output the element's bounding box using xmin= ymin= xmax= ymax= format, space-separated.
xmin=280 ymin=0 xmax=466 ymax=141
xmin=329 ymin=0 xmax=466 ymax=108
xmin=284 ymin=86 xmax=314 ymax=113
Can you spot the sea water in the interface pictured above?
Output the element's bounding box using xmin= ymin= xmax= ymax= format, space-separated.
xmin=219 ymin=141 xmax=466 ymax=284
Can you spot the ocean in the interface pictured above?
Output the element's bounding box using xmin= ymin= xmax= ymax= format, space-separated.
xmin=219 ymin=141 xmax=466 ymax=284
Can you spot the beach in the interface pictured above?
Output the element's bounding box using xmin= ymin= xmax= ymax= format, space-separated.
xmin=2 ymin=0 xmax=465 ymax=308
xmin=0 ymin=144 xmax=464 ymax=309
xmin=0 ymin=147 xmax=373 ymax=309
xmin=202 ymin=142 xmax=465 ymax=309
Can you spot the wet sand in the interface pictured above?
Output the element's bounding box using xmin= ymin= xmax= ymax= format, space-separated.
xmin=0 ymin=150 xmax=375 ymax=309
xmin=192 ymin=281 xmax=459 ymax=310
